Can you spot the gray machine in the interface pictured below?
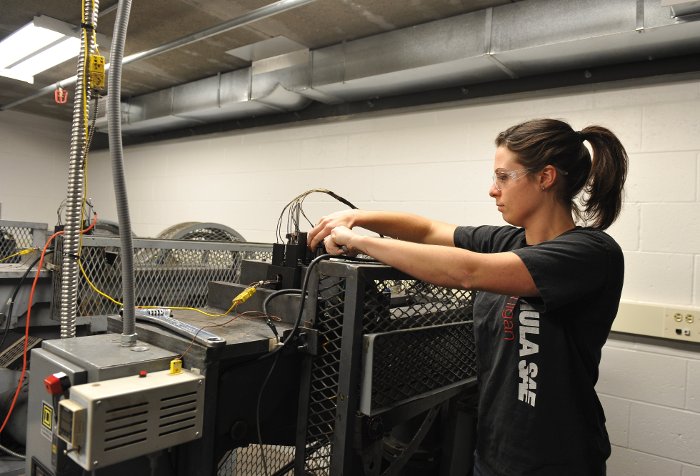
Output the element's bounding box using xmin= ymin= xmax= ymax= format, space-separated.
xmin=25 ymin=334 xmax=204 ymax=475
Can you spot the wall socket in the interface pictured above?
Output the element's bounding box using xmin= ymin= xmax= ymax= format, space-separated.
xmin=663 ymin=307 xmax=699 ymax=343
xmin=612 ymin=302 xmax=700 ymax=344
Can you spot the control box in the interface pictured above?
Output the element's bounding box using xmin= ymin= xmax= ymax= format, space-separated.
xmin=58 ymin=368 xmax=204 ymax=470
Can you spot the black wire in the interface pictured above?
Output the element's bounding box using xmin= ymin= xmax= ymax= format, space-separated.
xmin=254 ymin=254 xmax=331 ymax=475
xmin=262 ymin=288 xmax=302 ymax=341
xmin=276 ymin=189 xmax=360 ymax=243
xmin=0 ymin=254 xmax=44 ymax=352
xmin=87 ymin=95 xmax=99 ymax=150
xmin=257 ymin=253 xmax=331 ymax=362
xmin=327 ymin=191 xmax=358 ymax=210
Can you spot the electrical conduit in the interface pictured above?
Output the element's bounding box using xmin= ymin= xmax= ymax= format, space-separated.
xmin=59 ymin=0 xmax=100 ymax=338
xmin=107 ymin=0 xmax=137 ymax=346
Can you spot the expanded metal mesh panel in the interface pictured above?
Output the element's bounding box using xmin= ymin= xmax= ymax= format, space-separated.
xmin=185 ymin=228 xmax=240 ymax=242
xmin=0 ymin=220 xmax=47 ymax=264
xmin=217 ymin=445 xmax=295 ymax=476
xmin=301 ymin=262 xmax=475 ymax=475
xmin=366 ymin=322 xmax=476 ymax=413
xmin=52 ymin=236 xmax=272 ymax=317
xmin=302 ymin=274 xmax=346 ymax=474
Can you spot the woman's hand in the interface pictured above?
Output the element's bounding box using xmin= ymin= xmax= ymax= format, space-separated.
xmin=308 ymin=210 xmax=357 ymax=250
xmin=323 ymin=226 xmax=360 ymax=256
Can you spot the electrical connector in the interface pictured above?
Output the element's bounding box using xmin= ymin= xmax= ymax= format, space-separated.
xmin=232 ymin=286 xmax=257 ymax=306
xmin=89 ymin=55 xmax=106 ymax=90
xmin=169 ymin=359 xmax=183 ymax=375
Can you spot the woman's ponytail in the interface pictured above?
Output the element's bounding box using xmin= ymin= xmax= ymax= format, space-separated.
xmin=579 ymin=126 xmax=628 ymax=229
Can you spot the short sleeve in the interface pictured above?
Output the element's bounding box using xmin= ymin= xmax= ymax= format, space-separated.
xmin=512 ymin=229 xmax=623 ymax=312
xmin=454 ymin=225 xmax=525 ymax=253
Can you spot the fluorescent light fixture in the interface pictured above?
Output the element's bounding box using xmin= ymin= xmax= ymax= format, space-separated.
xmin=0 ymin=16 xmax=82 ymax=84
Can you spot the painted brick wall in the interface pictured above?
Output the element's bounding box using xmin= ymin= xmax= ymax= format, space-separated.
xmin=598 ymin=336 xmax=700 ymax=475
xmin=0 ymin=111 xmax=71 ymax=223
xmin=2 ymin=76 xmax=699 ymax=474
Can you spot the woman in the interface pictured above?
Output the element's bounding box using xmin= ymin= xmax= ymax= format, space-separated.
xmin=307 ymin=118 xmax=628 ymax=476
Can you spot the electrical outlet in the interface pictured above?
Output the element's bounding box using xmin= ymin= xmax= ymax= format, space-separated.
xmin=663 ymin=307 xmax=700 ymax=343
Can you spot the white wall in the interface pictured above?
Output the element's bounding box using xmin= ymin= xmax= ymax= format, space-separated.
xmin=86 ymin=79 xmax=700 ymax=306
xmin=599 ymin=336 xmax=700 ymax=476
xmin=0 ymin=111 xmax=71 ymax=224
xmin=3 ymin=76 xmax=700 ymax=475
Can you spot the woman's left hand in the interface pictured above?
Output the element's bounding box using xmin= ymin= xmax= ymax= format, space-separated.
xmin=323 ymin=226 xmax=359 ymax=256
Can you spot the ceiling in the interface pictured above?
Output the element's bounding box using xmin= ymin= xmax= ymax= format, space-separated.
xmin=2 ymin=0 xmax=700 ymax=141
xmin=0 ymin=0 xmax=514 ymax=122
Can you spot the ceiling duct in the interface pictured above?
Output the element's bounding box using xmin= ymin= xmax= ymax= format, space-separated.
xmin=662 ymin=0 xmax=700 ymax=20
xmin=98 ymin=0 xmax=700 ymax=135
xmin=95 ymin=49 xmax=312 ymax=134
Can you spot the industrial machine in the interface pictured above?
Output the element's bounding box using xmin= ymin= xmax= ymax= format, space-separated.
xmin=2 ymin=221 xmax=478 ymax=475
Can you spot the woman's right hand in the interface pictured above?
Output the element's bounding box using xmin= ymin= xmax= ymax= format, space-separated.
xmin=308 ymin=209 xmax=358 ymax=250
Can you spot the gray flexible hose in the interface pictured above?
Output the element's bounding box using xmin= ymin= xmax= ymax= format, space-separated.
xmin=107 ymin=0 xmax=136 ymax=346
xmin=59 ymin=0 xmax=100 ymax=338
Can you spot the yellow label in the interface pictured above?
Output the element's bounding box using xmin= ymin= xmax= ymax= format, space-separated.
xmin=42 ymin=402 xmax=53 ymax=431
xmin=89 ymin=55 xmax=106 ymax=89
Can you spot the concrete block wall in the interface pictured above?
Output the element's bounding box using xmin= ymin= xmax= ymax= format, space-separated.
xmin=597 ymin=336 xmax=700 ymax=475
xmin=0 ymin=111 xmax=71 ymax=224
xmin=2 ymin=75 xmax=700 ymax=474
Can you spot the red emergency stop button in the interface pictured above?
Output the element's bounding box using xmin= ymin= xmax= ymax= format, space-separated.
xmin=139 ymin=370 xmax=147 ymax=378
xmin=44 ymin=372 xmax=70 ymax=395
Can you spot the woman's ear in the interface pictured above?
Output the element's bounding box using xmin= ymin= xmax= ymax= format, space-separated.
xmin=539 ymin=165 xmax=557 ymax=191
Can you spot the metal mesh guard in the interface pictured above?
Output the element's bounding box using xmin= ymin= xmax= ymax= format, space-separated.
xmin=52 ymin=236 xmax=273 ymax=318
xmin=361 ymin=321 xmax=476 ymax=415
xmin=0 ymin=220 xmax=46 ymax=264
xmin=302 ymin=264 xmax=476 ymax=475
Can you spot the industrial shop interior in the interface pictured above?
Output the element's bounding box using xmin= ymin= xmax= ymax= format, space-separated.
xmin=1 ymin=1 xmax=699 ymax=475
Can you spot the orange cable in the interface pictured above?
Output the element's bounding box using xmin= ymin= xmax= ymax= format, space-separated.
xmin=0 ymin=214 xmax=97 ymax=434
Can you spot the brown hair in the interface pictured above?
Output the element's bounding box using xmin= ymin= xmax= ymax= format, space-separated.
xmin=495 ymin=118 xmax=628 ymax=230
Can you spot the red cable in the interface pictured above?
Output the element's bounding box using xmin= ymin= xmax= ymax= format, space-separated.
xmin=0 ymin=214 xmax=97 ymax=434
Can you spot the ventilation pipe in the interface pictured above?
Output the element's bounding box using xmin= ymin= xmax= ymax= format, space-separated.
xmin=97 ymin=0 xmax=700 ymax=134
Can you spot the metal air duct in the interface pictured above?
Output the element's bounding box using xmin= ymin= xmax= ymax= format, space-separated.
xmin=99 ymin=0 xmax=700 ymax=134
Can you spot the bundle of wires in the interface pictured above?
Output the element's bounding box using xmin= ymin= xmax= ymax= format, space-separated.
xmin=275 ymin=189 xmax=358 ymax=244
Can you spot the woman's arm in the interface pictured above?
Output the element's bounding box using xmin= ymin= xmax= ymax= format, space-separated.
xmin=308 ymin=209 xmax=457 ymax=250
xmin=326 ymin=226 xmax=538 ymax=296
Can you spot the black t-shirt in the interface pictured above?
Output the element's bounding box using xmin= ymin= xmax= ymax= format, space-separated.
xmin=454 ymin=225 xmax=624 ymax=476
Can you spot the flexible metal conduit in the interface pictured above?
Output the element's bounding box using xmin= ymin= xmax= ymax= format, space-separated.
xmin=108 ymin=0 xmax=137 ymax=346
xmin=59 ymin=0 xmax=100 ymax=339
xmin=0 ymin=0 xmax=318 ymax=111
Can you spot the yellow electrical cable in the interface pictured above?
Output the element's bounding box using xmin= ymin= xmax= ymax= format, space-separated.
xmin=78 ymin=260 xmax=122 ymax=306
xmin=0 ymin=248 xmax=39 ymax=263
xmin=77 ymin=259 xmax=253 ymax=318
